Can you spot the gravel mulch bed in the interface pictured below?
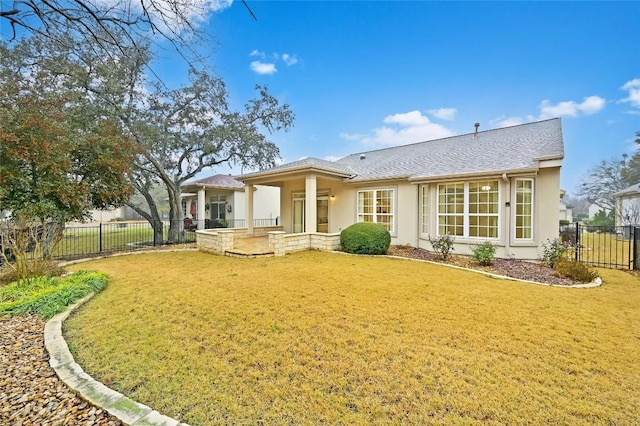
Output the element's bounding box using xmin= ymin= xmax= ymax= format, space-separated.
xmin=0 ymin=314 xmax=123 ymax=426
xmin=387 ymin=245 xmax=583 ymax=286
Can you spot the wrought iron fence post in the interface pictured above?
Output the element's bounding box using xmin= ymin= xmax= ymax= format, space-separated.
xmin=575 ymin=222 xmax=579 ymax=262
xmin=99 ymin=223 xmax=103 ymax=253
xmin=633 ymin=227 xmax=638 ymax=271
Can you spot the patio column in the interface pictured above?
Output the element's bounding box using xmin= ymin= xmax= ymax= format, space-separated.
xmin=615 ymin=197 xmax=623 ymax=227
xmin=197 ymin=187 xmax=206 ymax=230
xmin=305 ymin=174 xmax=317 ymax=233
xmin=246 ymin=183 xmax=254 ymax=236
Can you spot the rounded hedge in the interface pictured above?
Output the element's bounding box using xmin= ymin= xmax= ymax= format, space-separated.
xmin=340 ymin=222 xmax=391 ymax=255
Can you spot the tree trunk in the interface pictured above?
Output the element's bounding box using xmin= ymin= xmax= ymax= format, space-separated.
xmin=166 ymin=180 xmax=184 ymax=243
xmin=127 ymin=185 xmax=165 ymax=245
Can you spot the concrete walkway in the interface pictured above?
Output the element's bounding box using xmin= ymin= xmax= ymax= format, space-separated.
xmin=44 ymin=294 xmax=189 ymax=426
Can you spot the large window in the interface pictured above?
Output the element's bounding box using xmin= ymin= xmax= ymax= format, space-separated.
xmin=421 ymin=185 xmax=429 ymax=234
xmin=469 ymin=181 xmax=499 ymax=238
xmin=437 ymin=180 xmax=500 ymax=239
xmin=357 ymin=188 xmax=394 ymax=232
xmin=437 ymin=183 xmax=464 ymax=236
xmin=515 ymin=179 xmax=533 ymax=239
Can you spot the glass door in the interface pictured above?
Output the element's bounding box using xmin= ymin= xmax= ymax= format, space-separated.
xmin=317 ymin=196 xmax=329 ymax=233
xmin=293 ymin=198 xmax=305 ymax=233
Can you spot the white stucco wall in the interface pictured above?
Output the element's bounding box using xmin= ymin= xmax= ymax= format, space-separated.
xmin=414 ymin=167 xmax=561 ymax=261
xmin=252 ymin=185 xmax=280 ymax=221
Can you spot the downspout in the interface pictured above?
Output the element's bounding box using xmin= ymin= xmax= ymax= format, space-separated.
xmin=502 ymin=173 xmax=511 ymax=258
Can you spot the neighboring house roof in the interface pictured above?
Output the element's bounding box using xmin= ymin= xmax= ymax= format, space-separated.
xmin=613 ymin=183 xmax=640 ymax=198
xmin=240 ymin=118 xmax=564 ymax=183
xmin=183 ymin=174 xmax=244 ymax=190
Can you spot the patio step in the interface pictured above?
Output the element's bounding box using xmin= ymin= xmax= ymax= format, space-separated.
xmin=224 ymin=249 xmax=275 ymax=259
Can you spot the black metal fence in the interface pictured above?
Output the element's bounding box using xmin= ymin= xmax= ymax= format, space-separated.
xmin=559 ymin=223 xmax=640 ymax=270
xmin=54 ymin=220 xmax=196 ymax=260
xmin=54 ymin=218 xmax=280 ymax=260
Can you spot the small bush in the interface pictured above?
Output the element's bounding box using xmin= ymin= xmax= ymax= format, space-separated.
xmin=340 ymin=222 xmax=391 ymax=255
xmin=472 ymin=241 xmax=496 ymax=266
xmin=554 ymin=258 xmax=598 ymax=283
xmin=540 ymin=238 xmax=568 ymax=268
xmin=429 ymin=234 xmax=455 ymax=260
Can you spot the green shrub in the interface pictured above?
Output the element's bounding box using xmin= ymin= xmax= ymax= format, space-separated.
xmin=540 ymin=238 xmax=568 ymax=268
xmin=340 ymin=222 xmax=391 ymax=255
xmin=554 ymin=258 xmax=598 ymax=283
xmin=472 ymin=241 xmax=496 ymax=266
xmin=429 ymin=234 xmax=455 ymax=260
xmin=0 ymin=270 xmax=107 ymax=318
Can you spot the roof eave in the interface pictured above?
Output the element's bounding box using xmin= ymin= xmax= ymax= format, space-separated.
xmin=241 ymin=166 xmax=355 ymax=182
xmin=408 ymin=167 xmax=541 ymax=183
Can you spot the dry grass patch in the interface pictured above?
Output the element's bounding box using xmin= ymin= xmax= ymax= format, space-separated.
xmin=64 ymin=251 xmax=640 ymax=425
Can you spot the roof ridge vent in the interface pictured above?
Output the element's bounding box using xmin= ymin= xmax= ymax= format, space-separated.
xmin=359 ymin=154 xmax=366 ymax=160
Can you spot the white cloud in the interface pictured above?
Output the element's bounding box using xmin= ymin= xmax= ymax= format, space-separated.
xmin=383 ymin=110 xmax=430 ymax=126
xmin=281 ymin=53 xmax=298 ymax=66
xmin=620 ymin=78 xmax=640 ymax=108
xmin=539 ymin=95 xmax=606 ymax=118
xmin=339 ymin=132 xmax=365 ymax=141
xmin=342 ymin=110 xmax=455 ymax=147
xmin=491 ymin=116 xmax=525 ymax=128
xmin=427 ymin=107 xmax=457 ymax=120
xmin=250 ymin=61 xmax=277 ymax=75
xmin=250 ymin=51 xmax=299 ymax=73
xmin=579 ymin=96 xmax=607 ymax=114
xmin=95 ymin=0 xmax=232 ymax=35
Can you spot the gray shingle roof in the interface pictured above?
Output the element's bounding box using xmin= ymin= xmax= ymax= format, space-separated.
xmin=240 ymin=118 xmax=564 ymax=183
xmin=240 ymin=157 xmax=356 ymax=180
xmin=336 ymin=118 xmax=564 ymax=181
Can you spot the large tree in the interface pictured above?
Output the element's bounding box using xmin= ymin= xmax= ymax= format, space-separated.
xmin=0 ymin=55 xmax=136 ymax=278
xmin=128 ymin=71 xmax=293 ymax=243
xmin=578 ymin=156 xmax=629 ymax=211
xmin=0 ymin=35 xmax=294 ymax=244
xmin=578 ymin=131 xmax=640 ymax=212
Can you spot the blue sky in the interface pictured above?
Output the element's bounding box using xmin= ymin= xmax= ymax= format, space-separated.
xmin=3 ymin=1 xmax=638 ymax=196
xmin=167 ymin=0 xmax=638 ymax=196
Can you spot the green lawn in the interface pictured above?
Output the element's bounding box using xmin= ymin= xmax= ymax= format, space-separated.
xmin=64 ymin=251 xmax=640 ymax=425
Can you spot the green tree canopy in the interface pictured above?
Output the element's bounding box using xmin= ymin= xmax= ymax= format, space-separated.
xmin=0 ymin=66 xmax=135 ymax=222
xmin=1 ymin=34 xmax=295 ymax=244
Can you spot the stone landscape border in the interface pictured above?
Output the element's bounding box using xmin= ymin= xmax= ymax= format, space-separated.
xmin=44 ymin=292 xmax=189 ymax=426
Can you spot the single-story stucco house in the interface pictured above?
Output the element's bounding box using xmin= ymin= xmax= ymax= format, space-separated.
xmin=613 ymin=183 xmax=640 ymax=226
xmin=181 ymin=174 xmax=280 ymax=230
xmin=212 ymin=118 xmax=563 ymax=260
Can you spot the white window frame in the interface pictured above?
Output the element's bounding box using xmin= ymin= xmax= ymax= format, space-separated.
xmin=356 ymin=188 xmax=395 ymax=234
xmin=514 ymin=178 xmax=534 ymax=240
xmin=437 ymin=182 xmax=465 ymax=237
xmin=436 ymin=180 xmax=501 ymax=240
xmin=420 ymin=184 xmax=429 ymax=235
xmin=468 ymin=180 xmax=500 ymax=239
